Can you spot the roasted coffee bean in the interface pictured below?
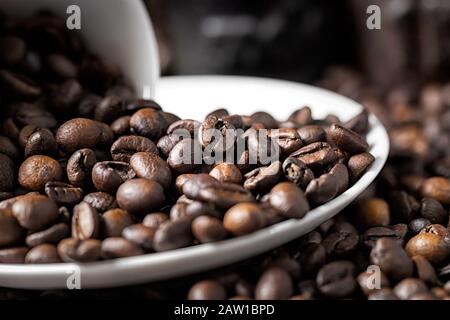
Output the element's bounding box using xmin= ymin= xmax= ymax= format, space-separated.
xmin=51 ymin=79 xmax=83 ymax=113
xmin=18 ymin=155 xmax=62 ymax=190
xmin=110 ymin=115 xmax=131 ymax=136
xmin=268 ymin=182 xmax=310 ymax=218
xmin=0 ymin=247 xmax=28 ymax=264
xmin=199 ymin=115 xmax=237 ymax=153
xmin=142 ymin=212 xmax=169 ymax=229
xmin=24 ymin=128 xmax=58 ymax=157
xmin=223 ymin=203 xmax=266 ymax=236
xmin=156 ymin=134 xmax=183 ymax=157
xmin=83 ymin=192 xmax=117 ymax=212
xmin=72 ymin=202 xmax=100 ymax=240
xmin=390 ymin=191 xmax=420 ymax=222
xmin=329 ymin=163 xmax=349 ymax=195
xmin=347 ymin=152 xmax=375 ymax=183
xmin=101 ymin=237 xmax=144 ymax=258
xmin=420 ymin=177 xmax=450 ymax=205
xmin=250 ymin=112 xmax=278 ymax=129
xmin=116 ymin=178 xmax=165 ymax=215
xmin=57 ymin=238 xmax=101 ymax=262
xmin=305 ymin=173 xmax=338 ymax=204
xmin=268 ymin=128 xmax=303 ymax=155
xmin=101 ymin=208 xmax=134 ymax=237
xmin=0 ymin=135 xmax=19 ymax=160
xmin=322 ymin=231 xmax=359 ymax=258
xmin=328 ymin=124 xmax=369 ymax=154
xmin=66 ymin=148 xmax=97 ymax=187
xmin=406 ymin=224 xmax=450 ymax=265
xmin=394 ymin=278 xmax=429 ymax=300
xmin=153 ymin=218 xmax=193 ymax=251
xmin=122 ymin=224 xmax=155 ymax=250
xmin=412 ymin=255 xmax=439 ymax=285
xmin=192 ymin=215 xmax=227 ymax=243
xmin=129 ymin=108 xmax=165 ymax=140
xmin=0 ymin=70 xmax=41 ymax=98
xmin=167 ymin=119 xmax=200 ymax=136
xmin=184 ymin=201 xmax=222 ymax=220
xmin=265 ymin=253 xmax=301 ymax=279
xmin=357 ymin=270 xmax=390 ymax=296
xmin=56 ymin=118 xmax=113 ymax=153
xmin=11 ymin=194 xmax=58 ymax=231
xmin=282 ymin=157 xmax=314 ymax=189
xmin=46 ymin=53 xmax=77 ymax=79
xmin=0 ymin=154 xmax=15 ymax=192
xmin=255 ymin=267 xmax=293 ymax=300
xmin=129 ymin=152 xmax=171 ymax=188
xmin=244 ymin=161 xmax=282 ymax=193
xmin=209 ymin=163 xmax=242 ymax=184
xmin=409 ymin=218 xmax=432 ymax=235
xmin=110 ymin=135 xmax=158 ymax=162
xmin=25 ymin=223 xmax=69 ymax=247
xmin=77 ymin=94 xmax=101 ymax=118
xmin=356 ymin=198 xmax=390 ymax=230
xmin=14 ymin=102 xmax=57 ymax=128
xmin=344 ymin=110 xmax=369 ymax=135
xmin=288 ymin=107 xmax=312 ymax=125
xmin=92 ymin=161 xmax=135 ymax=193
xmin=420 ymin=197 xmax=448 ymax=224
xmin=25 ymin=244 xmax=61 ymax=264
xmin=0 ymin=208 xmax=26 ymax=247
xmin=370 ymin=238 xmax=414 ymax=281
xmin=316 ymin=261 xmax=356 ymax=298
xmin=160 ymin=112 xmax=180 ymax=128
xmin=167 ymin=138 xmax=203 ymax=174
xmin=1 ymin=118 xmax=20 ymax=141
xmin=298 ymin=243 xmax=327 ymax=277
xmin=400 ymin=175 xmax=425 ymax=195
xmin=188 ymin=280 xmax=227 ymax=300
xmin=94 ymin=95 xmax=123 ymax=123
xmin=297 ymin=125 xmax=326 ymax=145
xmin=44 ymin=181 xmax=83 ymax=205
xmin=290 ymin=142 xmax=337 ymax=171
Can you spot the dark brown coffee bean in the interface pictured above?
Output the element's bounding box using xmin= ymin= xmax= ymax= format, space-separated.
xmin=129 ymin=152 xmax=171 ymax=188
xmin=244 ymin=161 xmax=282 ymax=193
xmin=420 ymin=177 xmax=450 ymax=205
xmin=156 ymin=134 xmax=183 ymax=157
xmin=153 ymin=218 xmax=193 ymax=251
xmin=143 ymin=212 xmax=169 ymax=229
xmin=288 ymin=107 xmax=312 ymax=125
xmin=72 ymin=202 xmax=100 ymax=240
xmin=46 ymin=53 xmax=77 ymax=79
xmin=92 ymin=161 xmax=135 ymax=193
xmin=347 ymin=152 xmax=375 ymax=183
xmin=94 ymin=95 xmax=123 ymax=123
xmin=188 ymin=280 xmax=227 ymax=300
xmin=370 ymin=238 xmax=414 ymax=281
xmin=328 ymin=124 xmax=369 ymax=154
xmin=420 ymin=197 xmax=448 ymax=224
xmin=406 ymin=224 xmax=450 ymax=265
xmin=305 ymin=173 xmax=338 ymax=204
xmin=269 ymin=182 xmax=310 ymax=218
xmin=83 ymin=192 xmax=117 ymax=212
xmin=363 ymin=226 xmax=403 ymax=249
xmin=223 ymin=203 xmax=266 ymax=236
xmin=77 ymin=94 xmax=101 ymax=118
xmin=167 ymin=138 xmax=203 ymax=174
xmin=25 ymin=244 xmax=61 ymax=264
xmin=322 ymin=231 xmax=359 ymax=258
xmin=2 ymin=118 xmax=20 ymax=141
xmin=329 ymin=163 xmax=349 ymax=195
xmin=44 ymin=181 xmax=83 ymax=205
xmin=57 ymin=238 xmax=101 ymax=262
xmin=185 ymin=201 xmax=222 ymax=220
xmin=18 ymin=155 xmax=62 ymax=190
xmin=250 ymin=112 xmax=278 ymax=129
xmin=356 ymin=198 xmax=390 ymax=230
xmin=282 ymin=157 xmax=314 ymax=189
xmin=290 ymin=142 xmax=337 ymax=171
xmin=66 ymin=148 xmax=96 ymax=187
xmin=209 ymin=163 xmax=242 ymax=184
xmin=0 ymin=70 xmax=41 ymax=98
xmin=0 ymin=154 xmax=15 ymax=192
xmin=0 ymin=208 xmax=26 ymax=246
xmin=0 ymin=135 xmax=19 ymax=160
xmin=129 ymin=108 xmax=165 ymax=140
xmin=51 ymin=79 xmax=83 ymax=113
xmin=101 ymin=208 xmax=134 ymax=237
xmin=192 ymin=215 xmax=227 ymax=243
xmin=344 ymin=109 xmax=369 ymax=135
xmin=198 ymin=115 xmax=237 ymax=154
xmin=56 ymin=118 xmax=113 ymax=153
xmin=412 ymin=255 xmax=439 ymax=286
xmin=122 ymin=224 xmax=155 ymax=250
xmin=24 ymin=128 xmax=58 ymax=157
xmin=255 ymin=267 xmax=293 ymax=300
xmin=394 ymin=278 xmax=428 ymax=300
xmin=25 ymin=223 xmax=69 ymax=247
xmin=390 ymin=190 xmax=420 ymax=222
xmin=357 ymin=270 xmax=390 ymax=296
xmin=316 ymin=261 xmax=356 ymax=298
xmin=167 ymin=119 xmax=201 ymax=136
xmin=110 ymin=115 xmax=131 ymax=136
xmin=111 ymin=135 xmax=158 ymax=162
xmin=101 ymin=237 xmax=144 ymax=258
xmin=0 ymin=247 xmax=29 ymax=263
xmin=409 ymin=218 xmax=432 ymax=235
xmin=297 ymin=125 xmax=326 ymax=145
xmin=11 ymin=194 xmax=58 ymax=231
xmin=268 ymin=128 xmax=303 ymax=155
xmin=298 ymin=243 xmax=327 ymax=277
xmin=116 ymin=178 xmax=165 ymax=215
xmin=0 ymin=35 xmax=26 ymax=65
xmin=14 ymin=102 xmax=57 ymax=128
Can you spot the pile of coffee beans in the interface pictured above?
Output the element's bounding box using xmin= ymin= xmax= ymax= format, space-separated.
xmin=0 ymin=11 xmax=374 ymax=264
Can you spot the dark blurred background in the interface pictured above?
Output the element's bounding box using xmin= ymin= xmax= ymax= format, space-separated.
xmin=145 ymin=0 xmax=450 ymax=94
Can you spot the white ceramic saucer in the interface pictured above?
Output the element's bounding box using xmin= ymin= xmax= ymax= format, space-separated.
xmin=0 ymin=76 xmax=389 ymax=289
